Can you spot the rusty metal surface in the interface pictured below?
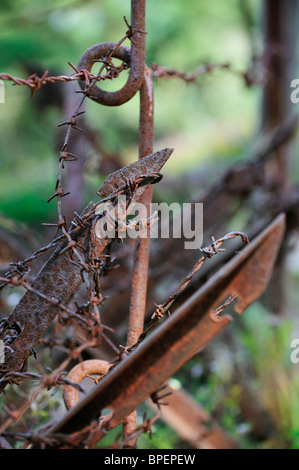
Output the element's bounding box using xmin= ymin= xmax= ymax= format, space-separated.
xmin=77 ymin=43 xmax=131 ymax=106
xmin=77 ymin=0 xmax=146 ymax=106
xmin=98 ymin=147 xmax=173 ymax=198
xmin=63 ymin=359 xmax=110 ymax=410
xmin=0 ymin=205 xmax=93 ymax=392
xmin=42 ymin=214 xmax=285 ymax=441
xmin=149 ymin=384 xmax=238 ymax=449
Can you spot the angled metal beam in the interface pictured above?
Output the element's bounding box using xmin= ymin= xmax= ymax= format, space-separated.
xmin=43 ymin=214 xmax=285 ymax=444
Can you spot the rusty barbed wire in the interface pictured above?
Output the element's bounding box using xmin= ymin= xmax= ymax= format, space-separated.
xmin=150 ymin=61 xmax=264 ymax=87
xmin=107 ymin=384 xmax=175 ymax=448
xmin=0 ymin=63 xmax=128 ymax=97
xmin=0 ymin=4 xmax=273 ymax=449
xmin=0 ymin=59 xmax=264 ymax=98
xmin=0 ymin=227 xmax=249 ymax=447
xmin=0 ymin=49 xmax=276 ymax=98
xmin=0 ymin=17 xmax=140 ymax=336
xmin=0 ymin=335 xmax=111 ymax=436
xmin=120 ymin=231 xmax=249 ymax=355
xmin=150 ymin=384 xmax=172 ymax=410
xmin=2 ymin=419 xmax=102 ymax=449
xmin=150 ymin=43 xmax=286 ymax=87
xmin=210 ymin=294 xmax=238 ymax=319
xmin=0 ymin=20 xmax=144 ymax=445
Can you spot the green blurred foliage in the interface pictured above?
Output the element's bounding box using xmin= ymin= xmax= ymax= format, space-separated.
xmin=0 ymin=0 xmax=261 ymax=225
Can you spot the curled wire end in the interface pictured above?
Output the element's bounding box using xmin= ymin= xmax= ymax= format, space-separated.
xmin=210 ymin=294 xmax=238 ymax=322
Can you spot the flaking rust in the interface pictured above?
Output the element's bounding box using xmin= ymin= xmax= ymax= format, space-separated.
xmin=97 ymin=147 xmax=174 ymax=197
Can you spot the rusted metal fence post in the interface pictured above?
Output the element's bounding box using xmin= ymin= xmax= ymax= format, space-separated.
xmin=124 ymin=66 xmax=154 ymax=447
xmin=127 ymin=67 xmax=154 ymax=347
xmin=78 ymin=1 xmax=146 ymax=106
xmin=261 ymin=0 xmax=299 ymax=314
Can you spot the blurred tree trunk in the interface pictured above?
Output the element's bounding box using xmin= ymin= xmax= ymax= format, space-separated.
xmin=261 ymin=0 xmax=299 ymax=314
xmin=63 ymin=83 xmax=86 ymax=226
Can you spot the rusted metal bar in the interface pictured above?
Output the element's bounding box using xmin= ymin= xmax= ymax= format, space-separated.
xmin=127 ymin=66 xmax=154 ymax=349
xmin=147 ymin=384 xmax=238 ymax=449
xmin=62 ymin=347 xmax=238 ymax=448
xmin=78 ymin=42 xmax=131 ymax=105
xmin=260 ymin=0 xmax=299 ymax=314
xmin=77 ymin=0 xmax=146 ymax=106
xmin=41 ymin=214 xmax=285 ymax=444
xmin=63 ymin=359 xmax=110 ymax=411
xmin=124 ymin=66 xmax=154 ymax=448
